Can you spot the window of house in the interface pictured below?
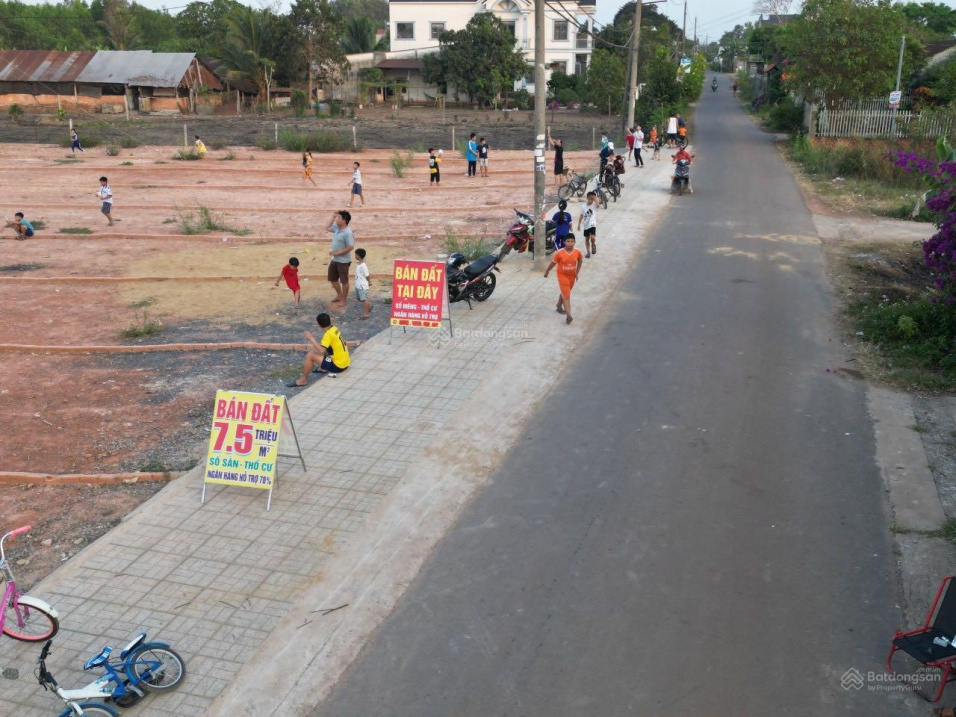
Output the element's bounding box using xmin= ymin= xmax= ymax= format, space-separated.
xmin=503 ymin=21 xmax=516 ymax=37
xmin=430 ymin=22 xmax=445 ymax=39
xmin=553 ymin=20 xmax=568 ymax=41
xmin=396 ymin=22 xmax=414 ymax=40
xmin=524 ymin=72 xmax=536 ymax=85
xmin=576 ymin=22 xmax=588 ymax=49
xmin=550 ymin=61 xmax=567 ymax=74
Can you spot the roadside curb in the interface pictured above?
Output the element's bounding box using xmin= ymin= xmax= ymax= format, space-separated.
xmin=0 ymin=471 xmax=179 ymax=486
xmin=0 ymin=341 xmax=307 ymax=354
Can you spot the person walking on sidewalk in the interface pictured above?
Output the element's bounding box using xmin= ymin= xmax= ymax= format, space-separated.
xmin=544 ymin=234 xmax=583 ymax=325
xmin=625 ymin=128 xmax=635 ymax=163
xmin=287 ymin=313 xmax=351 ymax=387
xmin=577 ymin=190 xmax=597 ymax=258
xmin=666 ymin=113 xmax=678 ymax=147
xmin=70 ymin=128 xmax=84 ymax=154
xmin=328 ymin=210 xmax=354 ymax=308
xmin=634 ymin=126 xmax=645 ymax=167
xmin=466 ymin=133 xmax=478 ymax=177
xmin=552 ymin=199 xmax=573 ymax=250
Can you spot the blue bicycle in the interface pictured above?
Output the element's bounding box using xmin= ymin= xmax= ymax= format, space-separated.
xmin=36 ymin=633 xmax=185 ymax=715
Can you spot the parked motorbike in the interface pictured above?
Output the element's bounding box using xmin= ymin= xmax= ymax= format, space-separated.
xmin=446 ymin=252 xmax=501 ymax=308
xmin=671 ymin=159 xmax=691 ymax=195
xmin=498 ymin=209 xmax=555 ymax=260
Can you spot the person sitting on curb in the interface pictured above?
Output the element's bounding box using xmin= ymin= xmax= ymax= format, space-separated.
xmin=287 ymin=313 xmax=353 ymax=388
xmin=4 ymin=212 xmax=34 ymax=239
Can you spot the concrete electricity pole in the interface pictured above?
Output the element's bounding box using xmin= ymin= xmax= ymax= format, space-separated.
xmin=624 ymin=0 xmax=644 ymax=131
xmin=532 ymin=0 xmax=547 ymax=269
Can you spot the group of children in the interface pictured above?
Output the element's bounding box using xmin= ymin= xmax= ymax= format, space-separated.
xmin=545 ymin=190 xmax=600 ymax=325
xmin=427 ymin=133 xmax=490 ymax=186
xmin=300 ymin=153 xmax=365 ymax=207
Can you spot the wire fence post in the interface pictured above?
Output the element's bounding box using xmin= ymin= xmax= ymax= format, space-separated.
xmin=352 ymin=125 xmax=357 ymax=148
xmin=183 ymin=124 xmax=187 ymax=148
xmin=452 ymin=126 xmax=455 ymax=153
xmin=274 ymin=122 xmax=278 ymax=145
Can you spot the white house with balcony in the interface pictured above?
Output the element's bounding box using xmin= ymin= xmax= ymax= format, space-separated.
xmin=386 ymin=0 xmax=596 ymax=98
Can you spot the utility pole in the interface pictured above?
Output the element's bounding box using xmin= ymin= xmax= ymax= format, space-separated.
xmin=693 ymin=16 xmax=697 ymax=54
xmin=889 ymin=34 xmax=905 ymax=138
xmin=682 ymin=1 xmax=687 ymax=59
xmin=624 ymin=0 xmax=644 ymax=132
xmin=532 ymin=0 xmax=546 ymax=269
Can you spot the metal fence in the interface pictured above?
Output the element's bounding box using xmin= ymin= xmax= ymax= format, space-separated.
xmin=813 ymin=95 xmax=956 ymax=139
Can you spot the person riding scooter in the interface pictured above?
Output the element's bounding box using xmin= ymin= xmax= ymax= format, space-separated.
xmin=671 ymin=146 xmax=694 ymax=193
xmin=711 ymin=78 xmax=718 ymax=92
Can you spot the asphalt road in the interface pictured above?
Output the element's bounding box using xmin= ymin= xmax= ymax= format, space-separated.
xmin=312 ymin=78 xmax=915 ymax=716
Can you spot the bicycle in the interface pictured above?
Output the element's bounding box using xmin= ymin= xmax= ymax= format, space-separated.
xmin=1 ymin=525 xmax=59 ymax=641
xmin=558 ymin=170 xmax=588 ymax=200
xmin=593 ymin=185 xmax=609 ymax=209
xmin=36 ymin=633 xmax=186 ymax=714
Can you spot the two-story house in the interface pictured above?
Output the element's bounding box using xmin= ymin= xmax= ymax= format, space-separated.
xmin=387 ymin=0 xmax=596 ymax=97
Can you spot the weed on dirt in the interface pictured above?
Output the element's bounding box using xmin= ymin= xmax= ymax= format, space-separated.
xmin=120 ymin=309 xmax=163 ymax=339
xmin=0 ymin=263 xmax=46 ymax=272
xmin=173 ymin=148 xmax=202 ymax=161
xmin=29 ymin=218 xmax=46 ymax=230
xmin=59 ymin=227 xmax=93 ymax=234
xmin=176 ymin=205 xmax=248 ymax=236
xmin=831 ymin=241 xmax=956 ymax=389
xmin=441 ymin=229 xmax=498 ymax=261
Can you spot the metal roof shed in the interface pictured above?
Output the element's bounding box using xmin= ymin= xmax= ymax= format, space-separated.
xmin=76 ymin=51 xmax=196 ymax=87
xmin=0 ymin=51 xmax=96 ymax=83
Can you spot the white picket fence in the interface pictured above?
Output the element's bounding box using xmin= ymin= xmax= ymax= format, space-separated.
xmin=815 ymin=101 xmax=955 ymax=139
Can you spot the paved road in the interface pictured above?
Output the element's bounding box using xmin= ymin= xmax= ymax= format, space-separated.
xmin=312 ymin=78 xmax=914 ymax=716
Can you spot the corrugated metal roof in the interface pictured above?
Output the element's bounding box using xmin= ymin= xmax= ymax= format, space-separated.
xmin=376 ymin=59 xmax=423 ymax=70
xmin=0 ymin=51 xmax=96 ymax=83
xmin=76 ymin=51 xmax=195 ymax=87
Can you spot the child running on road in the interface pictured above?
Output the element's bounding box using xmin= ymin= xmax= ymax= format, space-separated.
xmin=97 ymin=176 xmax=114 ymax=226
xmin=348 ymin=162 xmax=364 ymax=207
xmin=70 ymin=128 xmax=83 ymax=154
xmin=302 ymin=152 xmax=316 ymax=186
xmin=577 ymin=191 xmax=598 ymax=258
xmin=544 ymin=234 xmax=583 ymax=325
xmin=194 ymin=135 xmax=207 ymax=158
xmin=275 ymin=256 xmax=301 ymax=314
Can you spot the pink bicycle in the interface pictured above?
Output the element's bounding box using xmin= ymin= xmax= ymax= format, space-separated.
xmin=1 ymin=525 xmax=59 ymax=641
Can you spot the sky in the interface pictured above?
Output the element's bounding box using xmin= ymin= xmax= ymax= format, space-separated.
xmin=13 ymin=0 xmax=956 ymax=45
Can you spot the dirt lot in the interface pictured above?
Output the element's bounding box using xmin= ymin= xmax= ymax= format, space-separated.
xmin=0 ymin=140 xmax=597 ymax=587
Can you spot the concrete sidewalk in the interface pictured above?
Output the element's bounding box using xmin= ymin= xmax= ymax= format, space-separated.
xmin=0 ymin=156 xmax=676 ymax=716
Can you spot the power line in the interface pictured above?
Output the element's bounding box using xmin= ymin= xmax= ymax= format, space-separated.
xmin=544 ymin=0 xmax=632 ymax=50
xmin=0 ymin=2 xmax=202 ymax=22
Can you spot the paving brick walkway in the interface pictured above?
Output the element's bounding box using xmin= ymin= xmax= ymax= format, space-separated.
xmin=0 ymin=158 xmax=673 ymax=715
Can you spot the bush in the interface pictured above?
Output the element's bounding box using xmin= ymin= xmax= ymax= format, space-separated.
xmin=390 ymin=149 xmax=414 ymax=177
xmin=219 ymin=151 xmax=236 ymax=161
xmin=556 ymin=88 xmax=579 ymax=105
xmin=766 ymin=101 xmax=804 ymax=134
xmin=208 ymin=139 xmax=227 ymax=150
xmin=119 ymin=136 xmax=140 ymax=148
xmin=506 ymin=89 xmax=533 ymax=110
xmin=291 ymin=89 xmax=308 ymax=117
xmin=256 ymin=138 xmax=277 ymax=151
xmin=106 ymin=144 xmax=120 ymax=156
xmin=173 ymin=148 xmax=202 ymax=160
xmin=736 ymin=71 xmax=756 ymax=102
xmin=440 ymin=230 xmax=497 ymax=261
xmin=789 ymin=134 xmax=924 ymax=188
xmin=8 ymin=104 xmax=23 ymax=121
xmin=176 ymin=205 xmax=248 ymax=235
xmin=278 ymin=129 xmax=349 ymax=153
xmin=329 ymin=99 xmax=344 ymax=117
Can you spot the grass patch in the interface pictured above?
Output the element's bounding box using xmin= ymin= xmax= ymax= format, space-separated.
xmin=58 ymin=227 xmax=93 ymax=234
xmin=256 ymin=138 xmax=277 ymax=151
xmin=60 ymin=134 xmax=101 ymax=148
xmin=389 ymin=149 xmax=415 ymax=177
xmin=120 ymin=310 xmax=163 ymax=339
xmin=176 ymin=205 xmax=248 ymax=236
xmin=219 ymin=151 xmax=236 ymax=161
xmin=127 ymin=298 xmax=155 ymax=309
xmin=268 ymin=363 xmax=302 ymax=380
xmin=162 ymin=218 xmax=176 ymax=224
xmin=834 ymin=241 xmax=956 ymax=390
xmin=440 ymin=230 xmax=497 ymax=261
xmin=154 ymin=160 xmax=168 ymax=164
xmin=208 ymin=139 xmax=227 ymax=150
xmin=278 ymin=129 xmax=349 ymax=153
xmin=54 ymin=158 xmax=83 ymax=164
xmin=119 ymin=136 xmax=140 ymax=148
xmin=173 ymin=148 xmax=202 ymax=161
xmin=137 ymin=459 xmax=170 ymax=473
xmin=29 ymin=218 xmax=46 ymax=230
xmin=0 ymin=263 xmax=46 ymax=272
xmin=120 ymin=161 xmax=134 ymax=166
xmin=106 ymin=144 xmax=120 ymax=156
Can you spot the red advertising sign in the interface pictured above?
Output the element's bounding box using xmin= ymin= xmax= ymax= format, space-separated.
xmin=390 ymin=260 xmax=446 ymax=328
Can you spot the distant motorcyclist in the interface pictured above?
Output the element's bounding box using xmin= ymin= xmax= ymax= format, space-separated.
xmin=711 ymin=78 xmax=718 ymax=92
xmin=732 ymin=81 xmax=738 ymax=96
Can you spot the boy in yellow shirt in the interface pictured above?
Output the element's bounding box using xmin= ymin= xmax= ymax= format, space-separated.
xmin=288 ymin=313 xmax=350 ymax=387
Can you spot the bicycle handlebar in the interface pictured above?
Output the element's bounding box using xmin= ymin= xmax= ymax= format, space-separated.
xmin=8 ymin=525 xmax=32 ymax=538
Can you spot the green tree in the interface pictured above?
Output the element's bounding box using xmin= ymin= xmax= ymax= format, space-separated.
xmin=782 ymin=0 xmax=924 ymax=106
xmin=583 ymin=48 xmax=626 ymax=114
xmin=290 ymin=0 xmax=346 ymax=102
xmin=422 ymin=13 xmax=528 ymax=106
xmin=899 ymin=1 xmax=956 ymax=40
xmin=176 ymin=0 xmax=240 ymax=54
xmin=332 ymin=0 xmax=388 ymax=24
xmin=99 ymin=0 xmax=140 ymax=49
xmin=341 ymin=16 xmax=386 ymax=53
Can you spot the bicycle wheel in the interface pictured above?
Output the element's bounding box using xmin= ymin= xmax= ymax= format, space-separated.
xmin=557 ymin=183 xmax=573 ymax=200
xmin=59 ymin=703 xmax=119 ymax=717
xmin=574 ymin=179 xmax=587 ymax=198
xmin=611 ymin=177 xmax=621 ymax=200
xmin=2 ymin=599 xmax=59 ymax=641
xmin=128 ymin=646 xmax=185 ymax=691
xmin=598 ymin=189 xmax=608 ymax=209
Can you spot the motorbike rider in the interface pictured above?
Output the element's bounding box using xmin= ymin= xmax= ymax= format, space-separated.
xmin=732 ymin=81 xmax=739 ymax=96
xmin=711 ymin=78 xmax=718 ymax=91
xmin=599 ymin=140 xmax=613 ymax=175
xmin=552 ymin=199 xmax=574 ymax=250
xmin=671 ymin=146 xmax=694 ymax=192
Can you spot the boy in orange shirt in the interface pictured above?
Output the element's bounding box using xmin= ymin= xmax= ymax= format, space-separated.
xmin=543 ymin=234 xmax=583 ymax=324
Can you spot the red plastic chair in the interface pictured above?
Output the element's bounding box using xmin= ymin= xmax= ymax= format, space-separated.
xmin=888 ymin=576 xmax=956 ymax=702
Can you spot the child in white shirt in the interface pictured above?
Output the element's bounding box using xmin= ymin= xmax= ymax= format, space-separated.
xmin=348 ymin=162 xmax=365 ymax=207
xmin=354 ymin=248 xmax=371 ymax=318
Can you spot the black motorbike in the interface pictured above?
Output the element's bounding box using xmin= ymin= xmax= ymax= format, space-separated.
xmin=446 ymin=252 xmax=501 ymax=308
xmin=672 ymin=159 xmax=691 ymax=195
xmin=711 ymin=82 xmax=718 ymax=92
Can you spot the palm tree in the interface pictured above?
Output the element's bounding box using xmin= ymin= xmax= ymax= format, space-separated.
xmin=221 ymin=7 xmax=274 ymax=106
xmin=340 ymin=16 xmax=386 ymax=54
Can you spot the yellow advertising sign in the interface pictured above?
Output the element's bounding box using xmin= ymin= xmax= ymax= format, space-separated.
xmin=203 ymin=390 xmax=285 ymax=490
